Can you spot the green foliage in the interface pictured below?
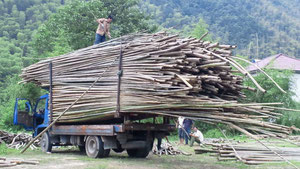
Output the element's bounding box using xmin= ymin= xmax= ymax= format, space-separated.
xmin=0 ymin=37 xmax=23 ymax=87
xmin=33 ymin=0 xmax=155 ymax=56
xmin=204 ymin=129 xmax=223 ymax=138
xmin=0 ymin=144 xmax=19 ymax=155
xmin=0 ymin=144 xmax=8 ymax=154
xmin=0 ymin=1 xmax=66 ymax=126
xmin=0 ymin=0 xmax=153 ymax=131
xmin=243 ymin=69 xmax=295 ymax=106
xmin=242 ymin=69 xmax=300 ymax=128
xmin=194 ymin=121 xmax=240 ymax=138
xmin=0 ymin=75 xmax=43 ymax=130
xmin=278 ymin=111 xmax=300 ymax=129
xmin=143 ymin=0 xmax=300 ymax=58
xmin=190 ymin=18 xmax=212 ymax=41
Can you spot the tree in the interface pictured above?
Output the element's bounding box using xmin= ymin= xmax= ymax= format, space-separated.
xmin=0 ymin=37 xmax=23 ymax=87
xmin=33 ymin=0 xmax=154 ymax=56
xmin=190 ymin=18 xmax=212 ymax=41
xmin=243 ymin=69 xmax=295 ymax=106
xmin=242 ymin=69 xmax=299 ymax=128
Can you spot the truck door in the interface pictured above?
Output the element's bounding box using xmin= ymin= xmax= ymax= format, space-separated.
xmin=13 ymin=98 xmax=33 ymax=130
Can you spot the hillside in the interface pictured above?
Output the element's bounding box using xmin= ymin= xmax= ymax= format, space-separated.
xmin=143 ymin=0 xmax=300 ymax=58
xmin=0 ymin=0 xmax=64 ymax=87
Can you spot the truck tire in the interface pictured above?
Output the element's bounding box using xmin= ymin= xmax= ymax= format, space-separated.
xmin=41 ymin=132 xmax=52 ymax=153
xmin=85 ymin=136 xmax=107 ymax=158
xmin=78 ymin=145 xmax=85 ymax=153
xmin=127 ymin=141 xmax=153 ymax=158
xmin=103 ymin=149 xmax=110 ymax=157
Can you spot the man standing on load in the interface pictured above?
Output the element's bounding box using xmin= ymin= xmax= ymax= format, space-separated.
xmin=94 ymin=15 xmax=113 ymax=45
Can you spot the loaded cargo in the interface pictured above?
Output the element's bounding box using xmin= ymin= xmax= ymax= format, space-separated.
xmin=14 ymin=32 xmax=298 ymax=158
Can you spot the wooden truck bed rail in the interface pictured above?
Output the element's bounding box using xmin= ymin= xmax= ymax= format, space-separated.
xmin=50 ymin=123 xmax=175 ymax=136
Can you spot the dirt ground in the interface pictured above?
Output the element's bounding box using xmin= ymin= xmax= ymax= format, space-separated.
xmin=3 ymin=143 xmax=300 ymax=169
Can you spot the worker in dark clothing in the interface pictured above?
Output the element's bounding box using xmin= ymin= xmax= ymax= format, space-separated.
xmin=183 ymin=118 xmax=193 ymax=145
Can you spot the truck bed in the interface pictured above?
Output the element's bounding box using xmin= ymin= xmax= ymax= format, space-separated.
xmin=50 ymin=123 xmax=175 ymax=136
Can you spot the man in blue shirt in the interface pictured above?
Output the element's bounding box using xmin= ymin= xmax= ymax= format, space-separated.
xmin=183 ymin=118 xmax=193 ymax=145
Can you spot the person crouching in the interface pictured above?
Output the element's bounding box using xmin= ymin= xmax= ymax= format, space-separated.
xmin=190 ymin=127 xmax=204 ymax=147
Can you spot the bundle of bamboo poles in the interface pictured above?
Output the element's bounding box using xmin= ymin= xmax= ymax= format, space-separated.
xmin=20 ymin=32 xmax=297 ymax=137
xmin=195 ymin=142 xmax=300 ymax=165
xmin=0 ymin=130 xmax=39 ymax=150
xmin=152 ymin=142 xmax=191 ymax=156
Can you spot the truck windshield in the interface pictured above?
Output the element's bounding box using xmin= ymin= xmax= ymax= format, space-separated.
xmin=17 ymin=100 xmax=32 ymax=115
xmin=36 ymin=98 xmax=46 ymax=114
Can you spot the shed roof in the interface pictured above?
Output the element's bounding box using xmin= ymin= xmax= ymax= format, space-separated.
xmin=247 ymin=53 xmax=300 ymax=73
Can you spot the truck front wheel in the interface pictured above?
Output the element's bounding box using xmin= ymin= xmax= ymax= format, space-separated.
xmin=85 ymin=136 xmax=109 ymax=158
xmin=41 ymin=131 xmax=52 ymax=153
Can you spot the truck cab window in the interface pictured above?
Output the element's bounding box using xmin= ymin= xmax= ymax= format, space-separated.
xmin=36 ymin=99 xmax=46 ymax=114
xmin=17 ymin=100 xmax=32 ymax=115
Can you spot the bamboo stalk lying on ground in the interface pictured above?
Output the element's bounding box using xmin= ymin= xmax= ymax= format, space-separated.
xmin=195 ymin=142 xmax=300 ymax=166
xmin=20 ymin=32 xmax=297 ymax=137
xmin=0 ymin=157 xmax=39 ymax=168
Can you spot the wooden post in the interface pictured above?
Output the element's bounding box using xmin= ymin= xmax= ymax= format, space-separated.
xmin=115 ymin=44 xmax=123 ymax=118
xmin=49 ymin=62 xmax=53 ymax=123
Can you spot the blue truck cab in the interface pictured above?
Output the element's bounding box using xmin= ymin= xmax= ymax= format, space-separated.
xmin=13 ymin=94 xmax=50 ymax=137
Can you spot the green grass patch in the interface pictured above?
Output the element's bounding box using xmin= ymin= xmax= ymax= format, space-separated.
xmin=0 ymin=144 xmax=19 ymax=155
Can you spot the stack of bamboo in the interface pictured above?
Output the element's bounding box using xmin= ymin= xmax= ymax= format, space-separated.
xmin=152 ymin=142 xmax=191 ymax=156
xmin=0 ymin=130 xmax=39 ymax=150
xmin=20 ymin=32 xmax=297 ymax=137
xmin=195 ymin=142 xmax=300 ymax=165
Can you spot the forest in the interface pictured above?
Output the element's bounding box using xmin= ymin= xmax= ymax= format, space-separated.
xmin=0 ymin=0 xmax=299 ymax=131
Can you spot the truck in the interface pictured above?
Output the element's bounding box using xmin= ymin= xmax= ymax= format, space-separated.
xmin=13 ymin=62 xmax=175 ymax=158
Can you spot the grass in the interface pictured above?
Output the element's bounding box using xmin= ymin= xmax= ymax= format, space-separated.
xmin=0 ymin=144 xmax=19 ymax=155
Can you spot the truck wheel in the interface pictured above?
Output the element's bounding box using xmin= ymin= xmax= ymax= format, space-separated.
xmin=41 ymin=132 xmax=52 ymax=153
xmin=104 ymin=149 xmax=110 ymax=157
xmin=127 ymin=141 xmax=153 ymax=158
xmin=85 ymin=136 xmax=106 ymax=158
xmin=78 ymin=145 xmax=85 ymax=153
